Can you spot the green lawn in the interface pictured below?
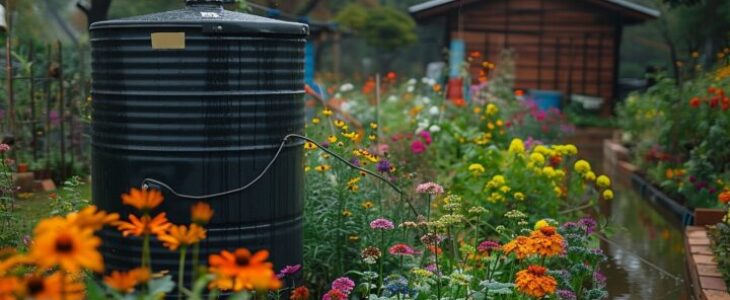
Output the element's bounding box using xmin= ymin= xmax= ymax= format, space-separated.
xmin=13 ymin=182 xmax=92 ymax=240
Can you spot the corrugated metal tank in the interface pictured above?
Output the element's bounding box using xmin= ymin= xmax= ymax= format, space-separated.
xmin=90 ymin=0 xmax=307 ymax=277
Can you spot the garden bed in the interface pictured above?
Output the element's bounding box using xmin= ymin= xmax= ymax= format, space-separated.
xmin=685 ymin=226 xmax=730 ymax=300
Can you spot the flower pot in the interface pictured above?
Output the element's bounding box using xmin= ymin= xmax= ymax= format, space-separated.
xmin=17 ymin=163 xmax=28 ymax=173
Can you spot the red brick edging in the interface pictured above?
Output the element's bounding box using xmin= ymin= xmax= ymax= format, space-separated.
xmin=686 ymin=226 xmax=730 ymax=299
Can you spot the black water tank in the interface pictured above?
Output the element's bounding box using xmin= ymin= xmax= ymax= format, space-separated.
xmin=90 ymin=0 xmax=308 ymax=276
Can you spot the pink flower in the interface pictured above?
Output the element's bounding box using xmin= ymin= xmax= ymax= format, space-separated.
xmin=370 ymin=218 xmax=395 ymax=230
xmin=277 ymin=264 xmax=302 ymax=278
xmin=419 ymin=131 xmax=432 ymax=145
xmin=411 ymin=140 xmax=426 ymax=154
xmin=416 ymin=182 xmax=444 ymax=194
xmin=477 ymin=240 xmax=500 ymax=253
xmin=389 ymin=243 xmax=417 ymax=256
xmin=0 ymin=144 xmax=9 ymax=153
xmin=331 ymin=277 xmax=355 ymax=294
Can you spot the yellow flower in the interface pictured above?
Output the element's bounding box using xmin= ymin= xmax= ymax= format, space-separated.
xmin=514 ymin=192 xmax=525 ymax=201
xmin=327 ymin=135 xmax=337 ymax=143
xmin=342 ymin=131 xmax=359 ymax=141
xmin=508 ymin=139 xmax=525 ymax=154
xmin=370 ymin=122 xmax=378 ymax=129
xmin=487 ymin=122 xmax=495 ymax=130
xmin=499 ymin=185 xmax=511 ymax=193
xmin=304 ymin=142 xmax=317 ymax=150
xmin=361 ymin=201 xmax=374 ymax=210
xmin=304 ymin=166 xmax=311 ymax=172
xmin=584 ymin=171 xmax=596 ymax=181
xmin=368 ymin=135 xmax=376 ymax=141
xmin=342 ymin=210 xmax=352 ymax=217
xmin=534 ymin=219 xmax=549 ymax=230
xmin=564 ymin=144 xmax=578 ymax=155
xmin=554 ymin=186 xmax=563 ymax=197
xmin=574 ymin=160 xmax=591 ymax=174
xmin=542 ymin=166 xmax=556 ymax=178
xmin=603 ymin=189 xmax=614 ymax=200
xmin=486 ymin=103 xmax=499 ymax=115
xmin=311 ymin=117 xmax=320 ymax=124
xmin=596 ymin=175 xmax=611 ymax=188
xmin=529 ymin=153 xmax=545 ymax=166
xmin=533 ymin=145 xmax=550 ymax=155
xmin=334 ymin=120 xmax=345 ymax=128
xmin=468 ymin=163 xmax=485 ymax=175
xmin=315 ymin=165 xmax=331 ymax=172
xmin=496 ymin=120 xmax=504 ymax=127
xmin=322 ymin=108 xmax=332 ymax=116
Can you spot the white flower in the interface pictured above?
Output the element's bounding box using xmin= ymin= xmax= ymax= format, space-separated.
xmin=421 ymin=77 xmax=430 ymax=84
xmin=341 ymin=102 xmax=352 ymax=113
xmin=428 ymin=106 xmax=439 ymax=116
xmin=422 ymin=97 xmax=431 ymax=104
xmin=408 ymin=78 xmax=417 ymax=85
xmin=417 ymin=120 xmax=430 ymax=133
xmin=429 ymin=125 xmax=441 ymax=132
xmin=334 ymin=93 xmax=342 ymax=99
xmin=387 ymin=95 xmax=398 ymax=102
xmin=339 ymin=83 xmax=354 ymax=92
xmin=407 ymin=86 xmax=415 ymax=93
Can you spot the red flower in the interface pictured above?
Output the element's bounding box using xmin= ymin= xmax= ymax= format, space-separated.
xmin=710 ymin=96 xmax=720 ymax=108
xmin=411 ymin=140 xmax=426 ymax=154
xmin=290 ymin=286 xmax=310 ymax=300
xmin=689 ymin=96 xmax=702 ymax=108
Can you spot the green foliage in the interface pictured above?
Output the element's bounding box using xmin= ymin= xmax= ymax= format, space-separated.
xmin=0 ymin=153 xmax=19 ymax=247
xmin=49 ymin=176 xmax=89 ymax=216
xmin=335 ymin=4 xmax=416 ymax=51
xmin=710 ymin=220 xmax=730 ymax=287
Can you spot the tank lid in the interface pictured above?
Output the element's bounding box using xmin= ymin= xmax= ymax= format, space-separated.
xmin=90 ymin=2 xmax=308 ymax=36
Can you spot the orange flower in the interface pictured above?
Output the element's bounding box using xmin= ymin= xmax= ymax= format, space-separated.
xmin=19 ymin=272 xmax=85 ymax=300
xmin=208 ymin=248 xmax=281 ymax=292
xmin=0 ymin=254 xmax=32 ymax=275
xmin=66 ymin=205 xmax=119 ymax=231
xmin=528 ymin=226 xmax=564 ymax=257
xmin=30 ymin=222 xmax=103 ymax=273
xmin=426 ymin=245 xmax=442 ymax=255
xmin=290 ymin=286 xmax=310 ymax=300
xmin=515 ymin=265 xmax=557 ymax=298
xmin=719 ymin=191 xmax=730 ymax=204
xmin=115 ymin=213 xmax=171 ymax=237
xmin=0 ymin=276 xmax=19 ymax=300
xmin=502 ymin=236 xmax=534 ymax=260
xmin=191 ymin=202 xmax=214 ymax=225
xmin=103 ymin=268 xmax=150 ymax=293
xmin=122 ymin=188 xmax=164 ymax=212
xmin=158 ymin=224 xmax=206 ymax=251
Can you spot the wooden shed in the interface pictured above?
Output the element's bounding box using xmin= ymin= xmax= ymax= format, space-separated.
xmin=409 ymin=0 xmax=659 ymax=108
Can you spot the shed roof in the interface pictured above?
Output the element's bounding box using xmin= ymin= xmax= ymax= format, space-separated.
xmin=409 ymin=0 xmax=660 ymax=23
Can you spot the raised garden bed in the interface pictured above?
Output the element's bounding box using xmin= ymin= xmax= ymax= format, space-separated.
xmin=686 ymin=226 xmax=730 ymax=300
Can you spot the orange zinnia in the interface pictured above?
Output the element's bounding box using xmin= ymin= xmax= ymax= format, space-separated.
xmin=529 ymin=226 xmax=565 ymax=257
xmin=290 ymin=286 xmax=310 ymax=300
xmin=157 ymin=224 xmax=206 ymax=251
xmin=122 ymin=188 xmax=164 ymax=212
xmin=115 ymin=213 xmax=171 ymax=237
xmin=209 ymin=249 xmax=272 ymax=277
xmin=719 ymin=191 xmax=730 ymax=204
xmin=30 ymin=223 xmax=103 ymax=273
xmin=19 ymin=272 xmax=85 ymax=300
xmin=191 ymin=202 xmax=214 ymax=225
xmin=103 ymin=268 xmax=150 ymax=293
xmin=502 ymin=236 xmax=534 ymax=260
xmin=515 ymin=265 xmax=557 ymax=298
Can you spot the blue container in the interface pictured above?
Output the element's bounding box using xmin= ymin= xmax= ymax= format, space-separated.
xmin=529 ymin=90 xmax=562 ymax=111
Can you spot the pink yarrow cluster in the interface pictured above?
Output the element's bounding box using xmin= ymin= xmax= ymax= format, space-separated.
xmin=323 ymin=277 xmax=355 ymax=300
xmin=416 ymin=182 xmax=444 ymax=194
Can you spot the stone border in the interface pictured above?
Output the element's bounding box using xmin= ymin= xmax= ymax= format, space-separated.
xmin=686 ymin=226 xmax=730 ymax=299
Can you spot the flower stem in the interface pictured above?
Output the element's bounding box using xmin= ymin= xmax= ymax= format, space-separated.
xmin=142 ymin=233 xmax=150 ymax=269
xmin=192 ymin=242 xmax=200 ymax=284
xmin=378 ymin=230 xmax=385 ymax=294
xmin=177 ymin=246 xmax=188 ymax=299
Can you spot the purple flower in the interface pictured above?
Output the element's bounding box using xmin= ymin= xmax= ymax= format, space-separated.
xmin=557 ymin=289 xmax=577 ymax=300
xmin=370 ymin=218 xmax=394 ymax=230
xmin=477 ymin=240 xmax=500 ymax=253
xmin=331 ymin=277 xmax=355 ymax=294
xmin=578 ymin=217 xmax=597 ymax=234
xmin=376 ymin=159 xmax=392 ymax=173
xmin=277 ymin=264 xmax=301 ymax=278
xmin=594 ymin=271 xmax=607 ymax=284
xmin=424 ymin=263 xmax=438 ymax=273
xmin=349 ymin=157 xmax=361 ymax=167
xmin=416 ymin=182 xmax=444 ymax=194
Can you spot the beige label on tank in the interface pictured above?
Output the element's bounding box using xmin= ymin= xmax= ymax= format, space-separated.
xmin=151 ymin=32 xmax=185 ymax=50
